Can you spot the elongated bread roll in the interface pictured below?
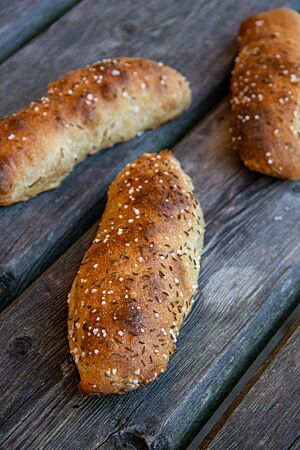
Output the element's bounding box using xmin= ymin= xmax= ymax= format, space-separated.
xmin=231 ymin=8 xmax=300 ymax=179
xmin=68 ymin=150 xmax=204 ymax=394
xmin=0 ymin=58 xmax=191 ymax=205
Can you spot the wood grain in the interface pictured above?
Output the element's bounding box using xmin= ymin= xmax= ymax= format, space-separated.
xmin=0 ymin=0 xmax=81 ymax=64
xmin=0 ymin=98 xmax=299 ymax=449
xmin=203 ymin=317 xmax=300 ymax=450
xmin=0 ymin=0 xmax=293 ymax=309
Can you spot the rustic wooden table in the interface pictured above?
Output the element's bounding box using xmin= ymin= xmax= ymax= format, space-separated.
xmin=0 ymin=1 xmax=299 ymax=449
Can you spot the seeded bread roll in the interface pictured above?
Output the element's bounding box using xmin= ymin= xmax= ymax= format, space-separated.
xmin=0 ymin=58 xmax=191 ymax=205
xmin=231 ymin=8 xmax=300 ymax=179
xmin=68 ymin=150 xmax=204 ymax=395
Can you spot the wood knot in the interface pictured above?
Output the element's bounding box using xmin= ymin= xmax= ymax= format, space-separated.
xmin=122 ymin=22 xmax=137 ymax=36
xmin=116 ymin=431 xmax=149 ymax=449
xmin=8 ymin=336 xmax=32 ymax=356
xmin=292 ymin=183 xmax=300 ymax=195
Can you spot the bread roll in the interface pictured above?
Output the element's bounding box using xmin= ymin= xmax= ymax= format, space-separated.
xmin=68 ymin=150 xmax=204 ymax=394
xmin=231 ymin=8 xmax=300 ymax=179
xmin=0 ymin=58 xmax=191 ymax=205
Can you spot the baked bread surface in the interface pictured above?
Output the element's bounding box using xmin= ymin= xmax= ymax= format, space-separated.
xmin=231 ymin=8 xmax=300 ymax=179
xmin=0 ymin=57 xmax=191 ymax=205
xmin=68 ymin=150 xmax=204 ymax=394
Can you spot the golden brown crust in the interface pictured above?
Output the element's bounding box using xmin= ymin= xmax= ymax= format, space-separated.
xmin=231 ymin=8 xmax=300 ymax=179
xmin=0 ymin=58 xmax=191 ymax=205
xmin=68 ymin=150 xmax=204 ymax=395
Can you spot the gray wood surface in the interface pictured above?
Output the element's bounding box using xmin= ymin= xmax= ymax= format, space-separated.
xmin=0 ymin=0 xmax=81 ymax=64
xmin=1 ymin=98 xmax=300 ymax=449
xmin=204 ymin=318 xmax=300 ymax=450
xmin=0 ymin=0 xmax=292 ymax=310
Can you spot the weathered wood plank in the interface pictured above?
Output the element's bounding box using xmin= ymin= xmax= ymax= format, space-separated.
xmin=0 ymin=0 xmax=40 ymax=29
xmin=203 ymin=317 xmax=300 ymax=450
xmin=0 ymin=0 xmax=81 ymax=64
xmin=0 ymin=98 xmax=299 ymax=449
xmin=186 ymin=302 xmax=300 ymax=449
xmin=0 ymin=0 xmax=293 ymax=310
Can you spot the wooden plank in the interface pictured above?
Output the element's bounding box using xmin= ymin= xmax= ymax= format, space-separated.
xmin=0 ymin=0 xmax=81 ymax=64
xmin=186 ymin=302 xmax=300 ymax=449
xmin=0 ymin=98 xmax=300 ymax=449
xmin=203 ymin=317 xmax=300 ymax=450
xmin=0 ymin=0 xmax=292 ymax=310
